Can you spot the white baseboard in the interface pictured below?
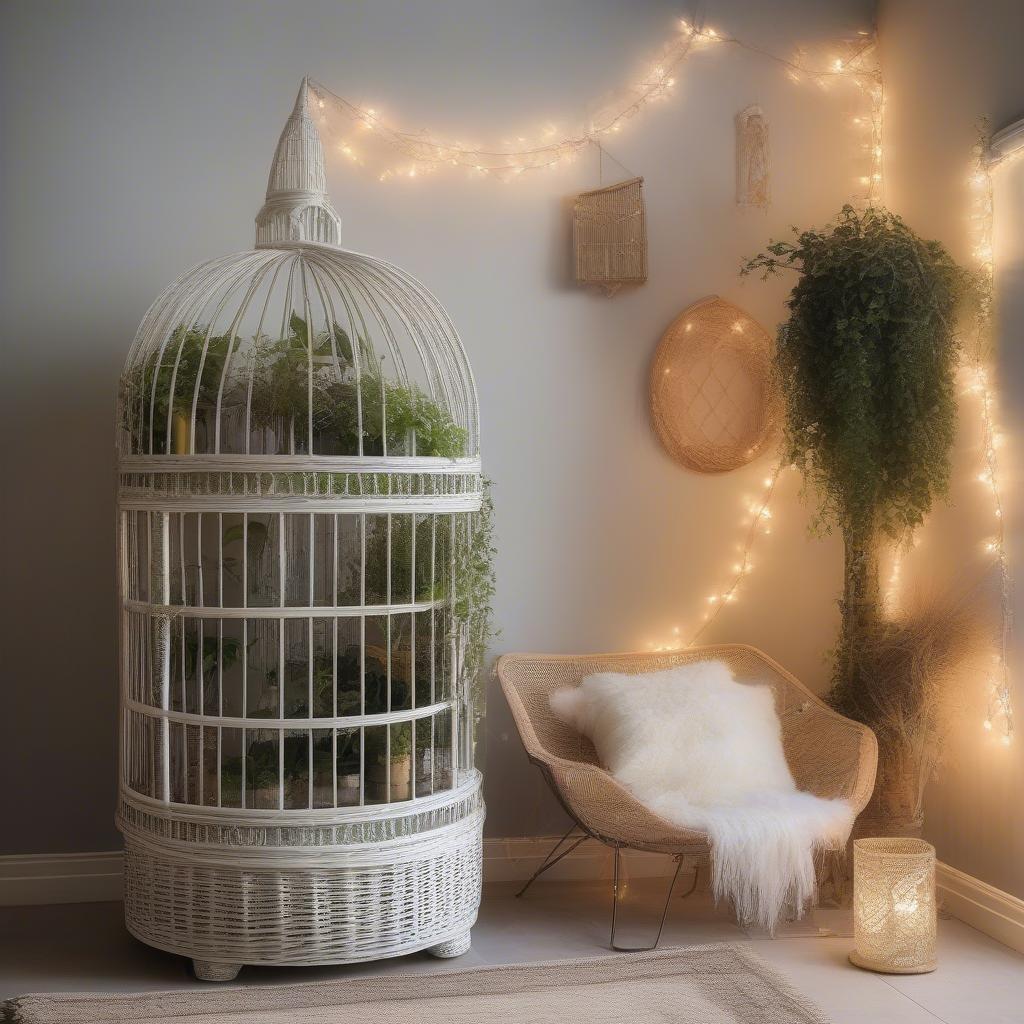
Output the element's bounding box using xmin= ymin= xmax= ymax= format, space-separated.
xmin=0 ymin=839 xmax=671 ymax=908
xmin=4 ymin=844 xmax=1022 ymax=956
xmin=482 ymin=836 xmax=675 ymax=883
xmin=937 ymin=861 xmax=1024 ymax=955
xmin=0 ymin=852 xmax=124 ymax=907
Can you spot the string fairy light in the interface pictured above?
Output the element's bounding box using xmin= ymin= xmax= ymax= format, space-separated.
xmin=644 ymin=31 xmax=880 ymax=653
xmin=306 ymin=19 xmax=880 ymax=184
xmin=883 ymin=548 xmax=904 ymax=615
xmin=647 ymin=40 xmax=1016 ymax=752
xmin=305 ymin=21 xmax=1012 ymax=745
xmin=649 ymin=462 xmax=785 ymax=652
xmin=967 ymin=123 xmax=1021 ymax=745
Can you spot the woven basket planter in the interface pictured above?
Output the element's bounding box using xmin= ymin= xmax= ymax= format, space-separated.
xmin=116 ymin=81 xmax=484 ymax=980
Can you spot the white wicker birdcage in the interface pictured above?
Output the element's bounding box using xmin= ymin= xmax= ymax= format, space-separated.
xmin=115 ymin=81 xmax=485 ymax=981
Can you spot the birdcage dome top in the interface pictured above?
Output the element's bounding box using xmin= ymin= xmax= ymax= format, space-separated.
xmin=119 ymin=81 xmax=478 ymax=467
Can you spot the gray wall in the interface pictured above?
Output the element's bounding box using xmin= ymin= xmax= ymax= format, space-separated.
xmin=879 ymin=0 xmax=1024 ymax=899
xmin=2 ymin=0 xmax=874 ymax=854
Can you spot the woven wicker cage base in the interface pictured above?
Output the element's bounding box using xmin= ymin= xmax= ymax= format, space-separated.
xmin=123 ymin=816 xmax=483 ymax=971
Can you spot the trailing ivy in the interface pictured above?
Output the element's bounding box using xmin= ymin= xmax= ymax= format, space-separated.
xmin=742 ymin=205 xmax=973 ymax=696
xmin=453 ymin=479 xmax=497 ymax=718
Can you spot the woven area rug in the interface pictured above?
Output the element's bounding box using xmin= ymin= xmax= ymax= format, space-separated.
xmin=7 ymin=944 xmax=831 ymax=1024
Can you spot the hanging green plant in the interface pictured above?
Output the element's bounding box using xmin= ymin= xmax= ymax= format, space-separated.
xmin=743 ymin=206 xmax=972 ymax=692
xmin=743 ymin=205 xmax=979 ymax=832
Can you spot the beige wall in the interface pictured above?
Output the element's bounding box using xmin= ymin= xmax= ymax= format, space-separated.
xmin=1 ymin=0 xmax=875 ymax=854
xmin=878 ymin=0 xmax=1024 ymax=898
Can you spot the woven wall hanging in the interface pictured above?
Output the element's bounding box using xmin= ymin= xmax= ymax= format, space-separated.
xmin=650 ymin=296 xmax=780 ymax=473
xmin=573 ymin=176 xmax=647 ymax=294
xmin=736 ymin=104 xmax=771 ymax=208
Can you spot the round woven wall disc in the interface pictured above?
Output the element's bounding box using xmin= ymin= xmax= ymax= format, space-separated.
xmin=650 ymin=296 xmax=780 ymax=473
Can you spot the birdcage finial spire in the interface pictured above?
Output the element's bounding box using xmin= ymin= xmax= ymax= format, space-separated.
xmin=255 ymin=77 xmax=342 ymax=247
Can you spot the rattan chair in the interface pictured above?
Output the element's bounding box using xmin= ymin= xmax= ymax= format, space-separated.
xmin=496 ymin=645 xmax=877 ymax=949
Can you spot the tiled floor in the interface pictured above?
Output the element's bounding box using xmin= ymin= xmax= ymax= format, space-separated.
xmin=2 ymin=879 xmax=1021 ymax=1022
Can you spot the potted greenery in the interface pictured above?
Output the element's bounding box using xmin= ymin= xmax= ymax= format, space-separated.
xmin=123 ymin=313 xmax=469 ymax=459
xmin=248 ymin=314 xmax=469 ymax=458
xmin=365 ymin=725 xmax=413 ymax=803
xmin=743 ymin=205 xmax=983 ymax=836
xmin=122 ymin=325 xmax=241 ymax=454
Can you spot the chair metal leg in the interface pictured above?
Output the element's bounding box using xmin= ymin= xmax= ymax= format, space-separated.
xmin=609 ymin=849 xmax=691 ymax=952
xmin=515 ymin=824 xmax=590 ymax=898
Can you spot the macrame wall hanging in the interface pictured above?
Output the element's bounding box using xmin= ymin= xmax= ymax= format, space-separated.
xmin=573 ymin=176 xmax=648 ymax=295
xmin=650 ymin=296 xmax=780 ymax=473
xmin=736 ymin=104 xmax=771 ymax=208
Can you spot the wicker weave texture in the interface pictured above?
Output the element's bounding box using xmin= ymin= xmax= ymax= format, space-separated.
xmin=573 ymin=177 xmax=647 ymax=291
xmin=851 ymin=837 xmax=936 ymax=974
xmin=650 ymin=297 xmax=780 ymax=473
xmin=123 ymin=808 xmax=483 ymax=967
xmin=497 ymin=646 xmax=877 ymax=856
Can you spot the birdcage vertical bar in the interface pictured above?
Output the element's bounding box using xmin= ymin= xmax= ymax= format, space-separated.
xmin=384 ymin=510 xmax=392 ymax=802
xmin=359 ymin=511 xmax=366 ymax=807
xmin=117 ymin=511 xmax=129 ymax=797
xmin=410 ymin=512 xmax=417 ymax=800
xmin=151 ymin=511 xmax=171 ymax=804
xmin=333 ymin=513 xmax=339 ymax=806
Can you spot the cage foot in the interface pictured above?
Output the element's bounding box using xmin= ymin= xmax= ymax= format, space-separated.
xmin=427 ymin=931 xmax=471 ymax=958
xmin=192 ymin=959 xmax=242 ymax=982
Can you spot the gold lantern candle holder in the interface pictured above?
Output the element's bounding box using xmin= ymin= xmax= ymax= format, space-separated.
xmin=850 ymin=838 xmax=937 ymax=974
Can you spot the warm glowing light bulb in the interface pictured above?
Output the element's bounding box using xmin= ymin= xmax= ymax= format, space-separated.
xmin=984 ymin=719 xmax=993 ymax=731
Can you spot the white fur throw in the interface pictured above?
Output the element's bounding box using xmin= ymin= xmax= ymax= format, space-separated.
xmin=550 ymin=660 xmax=853 ymax=931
